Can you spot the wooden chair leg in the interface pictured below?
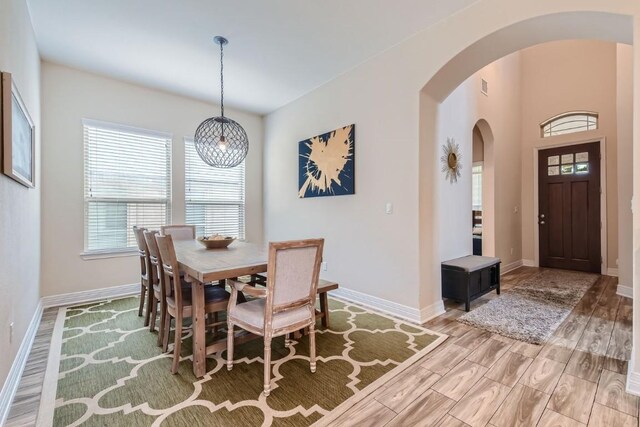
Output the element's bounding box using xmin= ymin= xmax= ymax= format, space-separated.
xmin=213 ymin=312 xmax=219 ymax=336
xmin=263 ymin=337 xmax=272 ymax=396
xmin=143 ymin=285 xmax=153 ymax=327
xmin=171 ymin=315 xmax=183 ymax=374
xmin=226 ymin=321 xmax=234 ymax=371
xmin=162 ymin=313 xmax=171 ymax=353
xmin=309 ymin=323 xmax=316 ymax=373
xmin=157 ymin=301 xmax=166 ymax=347
xmin=319 ymin=293 xmax=329 ymax=328
xmin=149 ymin=294 xmax=157 ymax=332
xmin=138 ymin=283 xmax=146 ymax=317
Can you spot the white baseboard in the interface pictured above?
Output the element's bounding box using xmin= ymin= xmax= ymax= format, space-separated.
xmin=0 ymin=301 xmax=43 ymax=426
xmin=522 ymin=259 xmax=536 ymax=267
xmin=419 ymin=300 xmax=446 ymax=323
xmin=617 ymin=284 xmax=633 ymax=299
xmin=41 ymin=283 xmax=139 ymax=308
xmin=607 ymin=268 xmax=619 ymax=277
xmin=627 ymin=359 xmax=640 ymax=396
xmin=330 ymin=287 xmax=440 ymax=324
xmin=501 ymin=260 xmax=523 ymax=275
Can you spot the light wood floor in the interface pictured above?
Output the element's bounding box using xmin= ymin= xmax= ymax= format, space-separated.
xmin=5 ymin=267 xmax=635 ymax=426
xmin=6 ymin=308 xmax=57 ymax=427
xmin=331 ymin=267 xmax=635 ymax=427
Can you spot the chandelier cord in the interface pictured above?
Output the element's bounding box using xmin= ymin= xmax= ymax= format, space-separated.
xmin=220 ymin=40 xmax=224 ymax=119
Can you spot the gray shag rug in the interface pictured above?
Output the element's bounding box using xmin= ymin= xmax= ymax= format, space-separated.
xmin=457 ymin=269 xmax=599 ymax=345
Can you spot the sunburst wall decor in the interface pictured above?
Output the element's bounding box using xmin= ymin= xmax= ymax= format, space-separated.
xmin=441 ymin=137 xmax=462 ymax=183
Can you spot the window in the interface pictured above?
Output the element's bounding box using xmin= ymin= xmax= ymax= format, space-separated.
xmin=472 ymin=163 xmax=483 ymax=211
xmin=185 ymin=138 xmax=245 ymax=239
xmin=83 ymin=119 xmax=171 ymax=254
xmin=541 ymin=111 xmax=598 ymax=138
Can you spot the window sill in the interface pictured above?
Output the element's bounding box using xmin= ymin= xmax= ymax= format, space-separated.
xmin=80 ymin=249 xmax=138 ymax=260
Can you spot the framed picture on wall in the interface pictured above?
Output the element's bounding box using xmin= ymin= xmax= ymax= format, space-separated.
xmin=298 ymin=124 xmax=355 ymax=198
xmin=1 ymin=72 xmax=35 ymax=188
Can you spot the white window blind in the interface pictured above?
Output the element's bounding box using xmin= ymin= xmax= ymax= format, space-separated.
xmin=185 ymin=138 xmax=245 ymax=239
xmin=472 ymin=163 xmax=483 ymax=211
xmin=83 ymin=119 xmax=171 ymax=253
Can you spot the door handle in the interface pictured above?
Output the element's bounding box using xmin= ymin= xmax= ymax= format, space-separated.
xmin=540 ymin=214 xmax=545 ymax=219
xmin=540 ymin=221 xmax=546 ymax=225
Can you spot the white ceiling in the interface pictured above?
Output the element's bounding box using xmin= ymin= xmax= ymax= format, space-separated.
xmin=27 ymin=0 xmax=477 ymax=114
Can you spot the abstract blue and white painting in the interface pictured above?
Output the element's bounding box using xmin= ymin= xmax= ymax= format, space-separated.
xmin=298 ymin=124 xmax=355 ymax=198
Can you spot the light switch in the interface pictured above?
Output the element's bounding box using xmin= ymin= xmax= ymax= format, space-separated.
xmin=385 ymin=203 xmax=393 ymax=214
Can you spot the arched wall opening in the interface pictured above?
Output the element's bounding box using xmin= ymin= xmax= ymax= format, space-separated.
xmin=417 ymin=11 xmax=633 ymax=316
xmin=474 ymin=119 xmax=495 ymax=257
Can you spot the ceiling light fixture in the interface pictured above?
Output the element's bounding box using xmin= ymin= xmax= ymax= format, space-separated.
xmin=194 ymin=36 xmax=248 ymax=168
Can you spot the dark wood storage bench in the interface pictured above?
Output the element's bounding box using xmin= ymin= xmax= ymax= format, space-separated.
xmin=442 ymin=255 xmax=501 ymax=311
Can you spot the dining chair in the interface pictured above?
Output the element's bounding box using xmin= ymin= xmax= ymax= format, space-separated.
xmin=155 ymin=234 xmax=231 ymax=373
xmin=143 ymin=230 xmax=165 ymax=345
xmin=160 ymin=224 xmax=196 ymax=240
xmin=226 ymin=238 xmax=324 ymax=396
xmin=133 ymin=226 xmax=152 ymax=327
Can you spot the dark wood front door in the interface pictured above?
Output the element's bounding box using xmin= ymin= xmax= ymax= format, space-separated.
xmin=538 ymin=142 xmax=601 ymax=273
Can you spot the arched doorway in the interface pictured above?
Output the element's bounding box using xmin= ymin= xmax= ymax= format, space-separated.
xmin=471 ymin=120 xmax=495 ymax=257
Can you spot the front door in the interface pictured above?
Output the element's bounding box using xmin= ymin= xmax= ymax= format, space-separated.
xmin=538 ymin=142 xmax=601 ymax=273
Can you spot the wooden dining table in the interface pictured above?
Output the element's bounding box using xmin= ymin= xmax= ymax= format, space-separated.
xmin=173 ymin=239 xmax=268 ymax=377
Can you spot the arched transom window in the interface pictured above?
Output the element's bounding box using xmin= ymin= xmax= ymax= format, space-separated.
xmin=540 ymin=111 xmax=598 ymax=138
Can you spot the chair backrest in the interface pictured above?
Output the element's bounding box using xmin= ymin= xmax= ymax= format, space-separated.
xmin=161 ymin=225 xmax=196 ymax=240
xmin=155 ymin=234 xmax=183 ymax=304
xmin=133 ymin=226 xmax=149 ymax=279
xmin=143 ymin=230 xmax=161 ymax=290
xmin=265 ymin=239 xmax=324 ymax=320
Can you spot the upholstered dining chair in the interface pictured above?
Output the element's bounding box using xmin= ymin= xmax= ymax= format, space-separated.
xmin=133 ymin=226 xmax=152 ymax=327
xmin=155 ymin=234 xmax=231 ymax=373
xmin=160 ymin=224 xmax=196 ymax=240
xmin=226 ymin=238 xmax=324 ymax=396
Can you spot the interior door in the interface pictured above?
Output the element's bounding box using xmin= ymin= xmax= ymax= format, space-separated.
xmin=538 ymin=142 xmax=601 ymax=273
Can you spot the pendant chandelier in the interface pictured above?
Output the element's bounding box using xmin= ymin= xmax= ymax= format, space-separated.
xmin=194 ymin=36 xmax=249 ymax=168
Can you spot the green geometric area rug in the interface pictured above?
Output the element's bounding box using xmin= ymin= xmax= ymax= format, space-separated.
xmin=38 ymin=296 xmax=446 ymax=426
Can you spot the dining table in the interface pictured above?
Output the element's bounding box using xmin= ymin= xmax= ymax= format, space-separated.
xmin=173 ymin=239 xmax=268 ymax=377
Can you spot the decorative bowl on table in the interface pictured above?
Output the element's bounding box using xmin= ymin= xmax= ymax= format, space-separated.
xmin=197 ymin=235 xmax=235 ymax=249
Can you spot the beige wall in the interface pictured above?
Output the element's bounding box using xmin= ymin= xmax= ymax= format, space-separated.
xmin=520 ymin=40 xmax=620 ymax=271
xmin=40 ymin=63 xmax=263 ymax=296
xmin=436 ymin=52 xmax=523 ymax=267
xmin=472 ymin=127 xmax=484 ymax=162
xmin=266 ymin=3 xmax=640 ymax=322
xmin=617 ymin=43 xmax=633 ymax=290
xmin=0 ymin=0 xmax=41 ymax=389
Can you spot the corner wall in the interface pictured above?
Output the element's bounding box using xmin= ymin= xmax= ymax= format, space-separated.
xmin=617 ymin=43 xmax=633 ymax=292
xmin=0 ymin=0 xmax=41 ymax=392
xmin=40 ymin=63 xmax=263 ymax=296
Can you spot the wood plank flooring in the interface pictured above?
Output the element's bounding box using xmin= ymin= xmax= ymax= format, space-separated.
xmin=5 ymin=308 xmax=57 ymax=427
xmin=5 ymin=267 xmax=637 ymax=427
xmin=331 ymin=267 xmax=637 ymax=426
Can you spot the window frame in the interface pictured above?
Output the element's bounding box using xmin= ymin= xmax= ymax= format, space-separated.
xmin=540 ymin=111 xmax=599 ymax=138
xmin=472 ymin=161 xmax=483 ymax=211
xmin=184 ymin=137 xmax=246 ymax=240
xmin=81 ymin=119 xmax=172 ymax=258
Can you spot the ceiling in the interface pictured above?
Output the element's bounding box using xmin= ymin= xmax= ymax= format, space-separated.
xmin=27 ymin=0 xmax=477 ymax=114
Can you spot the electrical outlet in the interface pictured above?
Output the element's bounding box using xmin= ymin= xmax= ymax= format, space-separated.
xmin=9 ymin=322 xmax=14 ymax=344
xmin=321 ymin=262 xmax=327 ymax=271
xmin=385 ymin=203 xmax=393 ymax=214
